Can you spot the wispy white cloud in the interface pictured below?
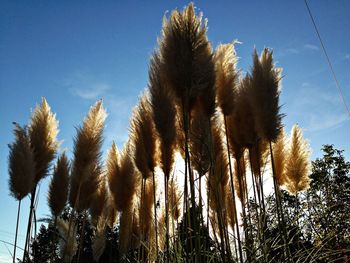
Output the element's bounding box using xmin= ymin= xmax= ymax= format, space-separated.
xmin=304 ymin=44 xmax=320 ymax=51
xmin=70 ymin=83 xmax=110 ymax=100
xmin=64 ymin=71 xmax=111 ymax=100
xmin=305 ymin=113 xmax=348 ymax=132
xmin=288 ymin=83 xmax=349 ymax=132
xmin=275 ymin=48 xmax=300 ymax=58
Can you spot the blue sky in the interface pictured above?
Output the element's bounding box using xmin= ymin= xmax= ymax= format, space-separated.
xmin=1 ymin=1 xmax=349 ymax=261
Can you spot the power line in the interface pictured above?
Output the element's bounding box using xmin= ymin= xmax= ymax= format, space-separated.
xmin=304 ymin=0 xmax=350 ymax=118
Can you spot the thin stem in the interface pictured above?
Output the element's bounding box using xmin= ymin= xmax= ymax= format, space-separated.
xmin=23 ymin=185 xmax=37 ymax=262
xmin=152 ymin=171 xmax=159 ymax=262
xmin=13 ymin=200 xmax=21 ymax=263
xmin=164 ymin=174 xmax=169 ymax=262
xmin=223 ymin=116 xmax=243 ymax=263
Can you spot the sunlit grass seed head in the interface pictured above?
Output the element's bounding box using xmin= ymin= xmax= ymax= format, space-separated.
xmin=130 ymin=92 xmax=157 ymax=179
xmin=69 ymin=100 xmax=106 ymax=211
xmin=29 ymin=97 xmax=59 ymax=184
xmin=285 ymin=124 xmax=311 ymax=194
xmin=149 ymin=52 xmax=177 ymax=179
xmin=249 ymin=48 xmax=284 ymax=143
xmin=48 ymin=152 xmax=69 ymax=217
xmin=214 ymin=43 xmax=239 ymax=116
xmin=159 ymin=3 xmax=215 ymax=114
xmin=8 ymin=123 xmax=35 ymax=201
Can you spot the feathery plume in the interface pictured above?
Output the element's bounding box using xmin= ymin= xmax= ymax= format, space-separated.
xmin=285 ymin=125 xmax=311 ymax=194
xmin=250 ymin=139 xmax=269 ymax=178
xmin=234 ymin=156 xmax=247 ymax=202
xmin=207 ymin=123 xmax=229 ymax=238
xmin=214 ymin=43 xmax=239 ymax=116
xmin=232 ymin=76 xmax=258 ymax=148
xmin=225 ymin=183 xmax=236 ymax=231
xmin=169 ymin=178 xmax=181 ymax=220
xmin=273 ymin=129 xmax=287 ymax=186
xmin=139 ymin=180 xmax=154 ymax=239
xmin=92 ymin=227 xmax=106 ymax=262
xmin=119 ymin=208 xmax=134 ymax=255
xmin=90 ymin=174 xmax=108 ymax=225
xmin=190 ymin=106 xmax=211 ymax=177
xmin=69 ymin=100 xmax=106 ymax=211
xmin=8 ymin=124 xmax=35 ymax=200
xmin=108 ymin=143 xmax=136 ymax=212
xmin=249 ymin=48 xmax=283 ymax=142
xmin=29 ymin=97 xmax=59 ymax=184
xmin=130 ymin=92 xmax=157 ymax=179
xmin=159 ymin=3 xmax=215 ymax=114
xmin=149 ymin=53 xmax=177 ymax=178
xmin=57 ymin=218 xmax=77 ymax=263
xmin=48 ymin=153 xmax=69 ymax=217
xmin=226 ymin=114 xmax=245 ymax=160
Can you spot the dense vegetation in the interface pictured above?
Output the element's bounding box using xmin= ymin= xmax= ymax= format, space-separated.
xmin=7 ymin=3 xmax=350 ymax=263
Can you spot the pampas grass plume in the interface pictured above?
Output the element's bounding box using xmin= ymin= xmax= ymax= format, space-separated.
xmin=285 ymin=124 xmax=311 ymax=194
xmin=159 ymin=3 xmax=215 ymax=113
xmin=273 ymin=129 xmax=287 ymax=186
xmin=69 ymin=100 xmax=106 ymax=211
xmin=214 ymin=43 xmax=238 ymax=116
xmin=108 ymin=142 xmax=136 ymax=212
xmin=249 ymin=48 xmax=283 ymax=142
xmin=8 ymin=124 xmax=35 ymax=200
xmin=130 ymin=93 xmax=157 ymax=179
xmin=48 ymin=153 xmax=69 ymax=217
xmin=29 ymin=97 xmax=59 ymax=183
xmin=149 ymin=53 xmax=177 ymax=178
xmin=57 ymin=218 xmax=77 ymax=263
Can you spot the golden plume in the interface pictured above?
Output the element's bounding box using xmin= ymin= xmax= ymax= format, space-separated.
xmin=148 ymin=53 xmax=177 ymax=178
xmin=214 ymin=43 xmax=239 ymax=116
xmin=190 ymin=105 xmax=211 ymax=177
xmin=57 ymin=218 xmax=77 ymax=263
xmin=159 ymin=3 xmax=215 ymax=114
xmin=90 ymin=174 xmax=108 ymax=225
xmin=234 ymin=155 xmax=247 ymax=202
xmin=285 ymin=124 xmax=311 ymax=194
xmin=69 ymin=100 xmax=106 ymax=211
xmin=250 ymin=139 xmax=269 ymax=178
xmin=130 ymin=92 xmax=157 ymax=179
xmin=118 ymin=208 xmax=134 ymax=255
xmin=226 ymin=113 xmax=245 ymax=160
xmin=139 ymin=179 xmax=154 ymax=239
xmin=8 ymin=124 xmax=35 ymax=201
xmin=169 ymin=177 xmax=181 ymax=220
xmin=249 ymin=48 xmax=283 ymax=142
xmin=108 ymin=142 xmax=137 ymax=212
xmin=29 ymin=97 xmax=59 ymax=184
xmin=273 ymin=129 xmax=287 ymax=186
xmin=225 ymin=182 xmax=236 ymax=231
xmin=207 ymin=122 xmax=229 ymax=234
xmin=232 ymin=76 xmax=258 ymax=148
xmin=48 ymin=153 xmax=69 ymax=217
